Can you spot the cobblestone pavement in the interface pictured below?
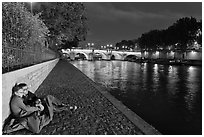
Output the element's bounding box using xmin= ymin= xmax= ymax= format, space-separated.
xmin=8 ymin=59 xmax=145 ymax=135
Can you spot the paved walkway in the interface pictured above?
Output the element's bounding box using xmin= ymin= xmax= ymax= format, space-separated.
xmin=7 ymin=60 xmax=158 ymax=135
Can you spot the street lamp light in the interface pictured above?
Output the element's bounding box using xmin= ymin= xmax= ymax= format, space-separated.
xmin=29 ymin=2 xmax=36 ymax=14
xmin=31 ymin=2 xmax=33 ymax=14
xmin=88 ymin=43 xmax=90 ymax=49
xmin=28 ymin=2 xmax=36 ymax=14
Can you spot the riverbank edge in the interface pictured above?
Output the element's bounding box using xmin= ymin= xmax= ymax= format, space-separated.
xmin=70 ymin=61 xmax=161 ymax=135
xmin=124 ymin=58 xmax=202 ymax=66
xmin=74 ymin=58 xmax=202 ymax=66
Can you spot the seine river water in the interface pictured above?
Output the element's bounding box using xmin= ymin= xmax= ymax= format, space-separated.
xmin=70 ymin=60 xmax=202 ymax=135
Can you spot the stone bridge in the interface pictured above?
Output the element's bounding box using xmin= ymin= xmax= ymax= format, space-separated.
xmin=62 ymin=49 xmax=141 ymax=61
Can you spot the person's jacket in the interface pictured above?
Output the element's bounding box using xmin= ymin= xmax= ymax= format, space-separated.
xmin=10 ymin=95 xmax=38 ymax=118
xmin=23 ymin=91 xmax=49 ymax=116
xmin=23 ymin=91 xmax=38 ymax=107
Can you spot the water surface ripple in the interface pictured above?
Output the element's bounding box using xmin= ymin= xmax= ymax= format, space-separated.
xmin=71 ymin=60 xmax=202 ymax=135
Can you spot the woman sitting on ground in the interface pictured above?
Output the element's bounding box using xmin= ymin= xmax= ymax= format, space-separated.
xmin=3 ymin=83 xmax=77 ymax=134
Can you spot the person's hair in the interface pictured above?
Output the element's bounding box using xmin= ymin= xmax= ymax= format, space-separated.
xmin=12 ymin=83 xmax=27 ymax=95
xmin=17 ymin=83 xmax=27 ymax=89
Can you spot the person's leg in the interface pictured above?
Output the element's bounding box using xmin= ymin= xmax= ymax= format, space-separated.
xmin=46 ymin=95 xmax=63 ymax=106
xmin=27 ymin=114 xmax=41 ymax=133
xmin=45 ymin=95 xmax=70 ymax=112
xmin=39 ymin=114 xmax=52 ymax=130
xmin=3 ymin=122 xmax=25 ymax=134
xmin=3 ymin=116 xmax=27 ymax=134
xmin=27 ymin=108 xmax=53 ymax=133
xmin=44 ymin=96 xmax=54 ymax=119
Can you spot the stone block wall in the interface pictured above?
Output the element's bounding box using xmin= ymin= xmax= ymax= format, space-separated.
xmin=2 ymin=59 xmax=59 ymax=124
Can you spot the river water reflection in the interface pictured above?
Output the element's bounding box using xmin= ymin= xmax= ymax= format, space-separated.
xmin=71 ymin=60 xmax=202 ymax=135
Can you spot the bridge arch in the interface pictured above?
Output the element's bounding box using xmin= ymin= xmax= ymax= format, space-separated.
xmin=96 ymin=52 xmax=109 ymax=60
xmin=124 ymin=54 xmax=140 ymax=60
xmin=111 ymin=52 xmax=123 ymax=60
xmin=111 ymin=55 xmax=115 ymax=60
xmin=75 ymin=52 xmax=89 ymax=60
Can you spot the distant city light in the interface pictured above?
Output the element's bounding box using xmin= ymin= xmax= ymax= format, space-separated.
xmin=191 ymin=50 xmax=196 ymax=56
xmin=154 ymin=64 xmax=158 ymax=71
xmin=170 ymin=51 xmax=174 ymax=54
xmin=188 ymin=66 xmax=194 ymax=72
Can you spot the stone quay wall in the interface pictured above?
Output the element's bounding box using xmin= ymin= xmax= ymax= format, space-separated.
xmin=2 ymin=58 xmax=59 ymax=124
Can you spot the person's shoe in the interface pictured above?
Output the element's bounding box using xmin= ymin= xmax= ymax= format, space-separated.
xmin=70 ymin=106 xmax=77 ymax=111
xmin=58 ymin=103 xmax=69 ymax=107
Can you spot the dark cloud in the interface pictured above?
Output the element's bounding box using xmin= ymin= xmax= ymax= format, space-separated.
xmin=81 ymin=2 xmax=201 ymax=47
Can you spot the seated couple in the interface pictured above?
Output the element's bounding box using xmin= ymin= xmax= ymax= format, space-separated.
xmin=3 ymin=83 xmax=77 ymax=134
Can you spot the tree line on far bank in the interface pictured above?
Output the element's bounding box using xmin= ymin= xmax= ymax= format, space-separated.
xmin=116 ymin=17 xmax=202 ymax=52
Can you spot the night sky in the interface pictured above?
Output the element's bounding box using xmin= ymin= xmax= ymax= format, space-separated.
xmin=81 ymin=2 xmax=202 ymax=48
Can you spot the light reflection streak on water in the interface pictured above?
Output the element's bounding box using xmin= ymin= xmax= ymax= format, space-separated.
xmin=152 ymin=64 xmax=159 ymax=93
xmin=185 ymin=66 xmax=199 ymax=112
xmin=141 ymin=63 xmax=147 ymax=91
xmin=167 ymin=66 xmax=179 ymax=96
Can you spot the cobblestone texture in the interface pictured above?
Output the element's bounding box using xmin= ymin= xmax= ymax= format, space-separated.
xmin=8 ymin=60 xmax=144 ymax=135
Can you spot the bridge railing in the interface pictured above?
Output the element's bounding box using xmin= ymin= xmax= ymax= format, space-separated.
xmin=72 ymin=48 xmax=141 ymax=52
